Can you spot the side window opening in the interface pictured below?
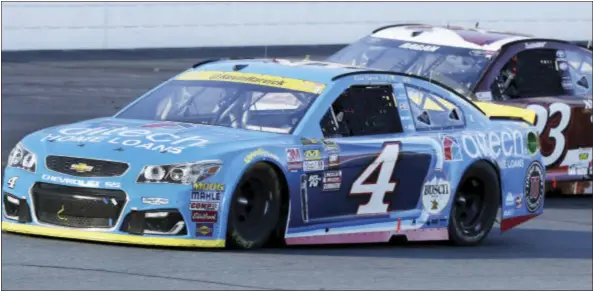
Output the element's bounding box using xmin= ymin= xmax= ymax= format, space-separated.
xmin=491 ymin=48 xmax=567 ymax=99
xmin=405 ymin=85 xmax=465 ymax=130
xmin=320 ymin=85 xmax=403 ymax=138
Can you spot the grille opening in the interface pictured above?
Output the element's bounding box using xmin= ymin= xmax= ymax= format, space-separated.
xmin=45 ymin=155 xmax=129 ymax=177
xmin=32 ymin=183 xmax=126 ymax=228
xmin=120 ymin=209 xmax=187 ymax=236
xmin=3 ymin=192 xmax=32 ymax=222
xmin=4 ymin=193 xmax=21 ymax=220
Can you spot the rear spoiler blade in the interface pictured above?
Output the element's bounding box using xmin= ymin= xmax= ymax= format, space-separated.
xmin=473 ymin=101 xmax=536 ymax=125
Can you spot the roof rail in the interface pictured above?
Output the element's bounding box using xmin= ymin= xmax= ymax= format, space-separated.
xmin=371 ymin=23 xmax=428 ymax=34
xmin=331 ymin=70 xmax=487 ymax=115
xmin=191 ymin=57 xmax=258 ymax=68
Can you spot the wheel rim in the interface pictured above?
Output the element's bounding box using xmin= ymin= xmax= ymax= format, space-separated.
xmin=231 ymin=178 xmax=273 ymax=241
xmin=454 ymin=178 xmax=486 ymax=236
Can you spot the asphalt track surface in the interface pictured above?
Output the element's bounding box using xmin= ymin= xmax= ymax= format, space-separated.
xmin=1 ymin=57 xmax=592 ymax=290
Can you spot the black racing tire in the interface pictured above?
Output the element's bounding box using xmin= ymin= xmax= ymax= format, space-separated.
xmin=226 ymin=163 xmax=282 ymax=249
xmin=448 ymin=161 xmax=499 ymax=246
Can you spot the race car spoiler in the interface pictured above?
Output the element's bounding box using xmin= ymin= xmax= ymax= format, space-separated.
xmin=473 ymin=101 xmax=537 ymax=125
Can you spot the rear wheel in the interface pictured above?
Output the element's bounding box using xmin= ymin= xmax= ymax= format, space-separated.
xmin=448 ymin=161 xmax=499 ymax=246
xmin=226 ymin=163 xmax=282 ymax=249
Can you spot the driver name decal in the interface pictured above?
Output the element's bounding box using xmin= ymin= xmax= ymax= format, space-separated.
xmin=41 ymin=127 xmax=208 ymax=154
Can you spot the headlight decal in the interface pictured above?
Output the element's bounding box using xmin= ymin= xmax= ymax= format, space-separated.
xmin=137 ymin=160 xmax=222 ymax=185
xmin=8 ymin=143 xmax=37 ymax=172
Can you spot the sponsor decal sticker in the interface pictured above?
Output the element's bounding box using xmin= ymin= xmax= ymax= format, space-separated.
xmin=7 ymin=177 xmax=18 ymax=189
xmin=322 ymin=170 xmax=342 ymax=191
xmin=192 ymin=211 xmax=218 ymax=223
xmin=195 ymin=223 xmax=214 ymax=237
xmin=525 ymin=162 xmax=544 ymax=213
xmin=286 ymin=148 xmax=302 ymax=162
xmin=442 ymin=135 xmax=462 ymax=162
xmin=421 ymin=173 xmax=451 ymax=215
xmin=515 ymin=194 xmax=523 ymax=209
xmin=304 ymin=149 xmax=321 ymax=161
xmin=399 ymin=42 xmax=440 ymax=52
xmin=461 ymin=130 xmax=528 ymax=159
xmin=328 ymin=153 xmax=339 ymax=168
xmin=191 ymin=191 xmax=222 ymax=202
xmin=500 ymin=158 xmax=525 ymax=169
xmin=141 ymin=197 xmax=169 ymax=206
xmin=303 ymin=160 xmax=324 ymax=172
xmin=300 ymin=138 xmax=319 ymax=145
xmin=177 ymin=71 xmax=326 ymax=94
xmin=190 ymin=201 xmax=219 ymax=211
xmin=42 ymin=174 xmax=101 ymax=188
xmin=42 ymin=127 xmax=208 ymax=154
xmin=321 ymin=139 xmax=340 ymax=152
xmin=505 ymin=192 xmax=515 ymax=207
xmin=244 ymin=148 xmax=279 ymax=163
xmin=193 ymin=183 xmax=224 ymax=191
xmin=524 ymin=42 xmax=546 ymax=49
xmin=307 ymin=174 xmax=321 ymax=188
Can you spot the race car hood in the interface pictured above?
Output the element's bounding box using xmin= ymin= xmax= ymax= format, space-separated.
xmin=473 ymin=101 xmax=537 ymax=125
xmin=21 ymin=117 xmax=289 ymax=165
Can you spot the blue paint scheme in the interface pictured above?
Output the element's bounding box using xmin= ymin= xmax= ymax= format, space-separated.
xmin=2 ymin=59 xmax=545 ymax=245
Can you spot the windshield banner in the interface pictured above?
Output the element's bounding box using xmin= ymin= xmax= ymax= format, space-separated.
xmin=177 ymin=71 xmax=326 ymax=94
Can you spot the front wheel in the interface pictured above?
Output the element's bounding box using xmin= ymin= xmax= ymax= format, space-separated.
xmin=226 ymin=163 xmax=282 ymax=249
xmin=448 ymin=161 xmax=499 ymax=246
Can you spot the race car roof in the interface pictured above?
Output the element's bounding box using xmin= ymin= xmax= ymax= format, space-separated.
xmin=370 ymin=24 xmax=533 ymax=51
xmin=189 ymin=59 xmax=366 ymax=84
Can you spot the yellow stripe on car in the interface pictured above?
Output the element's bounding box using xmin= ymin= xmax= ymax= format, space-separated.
xmin=177 ymin=71 xmax=326 ymax=94
xmin=473 ymin=101 xmax=537 ymax=125
xmin=1 ymin=222 xmax=225 ymax=248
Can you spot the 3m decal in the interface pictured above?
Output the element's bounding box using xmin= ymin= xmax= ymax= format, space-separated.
xmin=177 ymin=71 xmax=326 ymax=94
xmin=526 ymin=103 xmax=571 ymax=166
xmin=349 ymin=143 xmax=400 ymax=215
xmin=286 ymin=148 xmax=302 ymax=162
xmin=525 ymin=162 xmax=544 ymax=213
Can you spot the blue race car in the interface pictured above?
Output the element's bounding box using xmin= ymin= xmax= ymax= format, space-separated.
xmin=2 ymin=59 xmax=545 ymax=249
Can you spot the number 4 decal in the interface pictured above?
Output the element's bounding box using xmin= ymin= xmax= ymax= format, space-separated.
xmin=527 ymin=103 xmax=571 ymax=166
xmin=350 ymin=143 xmax=400 ymax=215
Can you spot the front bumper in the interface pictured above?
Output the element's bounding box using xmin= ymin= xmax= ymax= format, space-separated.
xmin=1 ymin=167 xmax=227 ymax=248
xmin=1 ymin=221 xmax=224 ymax=247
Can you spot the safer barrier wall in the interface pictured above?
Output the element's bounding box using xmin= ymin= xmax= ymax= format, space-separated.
xmin=2 ymin=2 xmax=592 ymax=51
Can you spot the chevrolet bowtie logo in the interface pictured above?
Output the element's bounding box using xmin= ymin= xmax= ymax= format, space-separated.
xmin=70 ymin=163 xmax=94 ymax=173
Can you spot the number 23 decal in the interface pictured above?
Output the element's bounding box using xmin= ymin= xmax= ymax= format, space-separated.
xmin=526 ymin=103 xmax=571 ymax=166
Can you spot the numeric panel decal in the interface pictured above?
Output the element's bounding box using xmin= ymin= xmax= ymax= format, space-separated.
xmin=350 ymin=143 xmax=400 ymax=215
xmin=526 ymin=103 xmax=571 ymax=166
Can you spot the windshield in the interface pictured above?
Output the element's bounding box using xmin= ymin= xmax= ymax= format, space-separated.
xmin=115 ymin=71 xmax=325 ymax=134
xmin=327 ymin=36 xmax=495 ymax=95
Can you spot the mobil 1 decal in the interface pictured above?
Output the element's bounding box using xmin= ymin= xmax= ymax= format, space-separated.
xmin=304 ymin=142 xmax=431 ymax=221
xmin=525 ymin=161 xmax=544 ymax=213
